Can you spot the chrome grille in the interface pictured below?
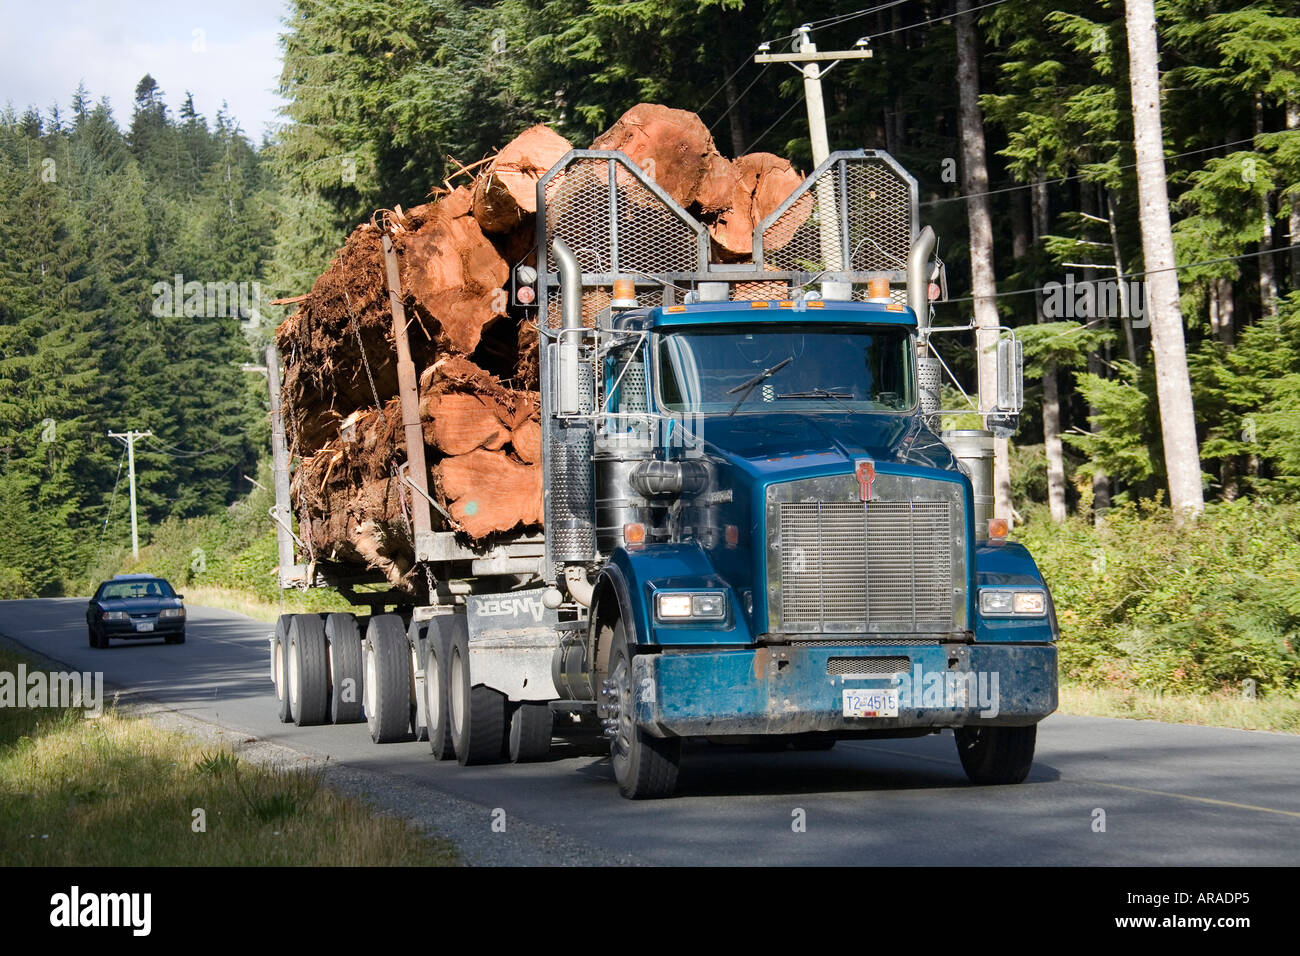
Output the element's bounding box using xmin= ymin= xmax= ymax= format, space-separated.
xmin=766 ymin=472 xmax=968 ymax=636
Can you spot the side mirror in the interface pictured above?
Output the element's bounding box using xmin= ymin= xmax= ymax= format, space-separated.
xmin=995 ymin=337 xmax=1023 ymax=413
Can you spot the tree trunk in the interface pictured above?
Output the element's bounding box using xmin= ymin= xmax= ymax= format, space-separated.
xmin=955 ymin=0 xmax=1012 ymax=524
xmin=1124 ymin=0 xmax=1205 ymax=522
xmin=1256 ymin=95 xmax=1278 ymax=318
xmin=1032 ymin=179 xmax=1068 ymax=523
xmin=1289 ymin=101 xmax=1300 ymax=288
xmin=723 ymin=70 xmax=747 ymax=158
xmin=1106 ymin=191 xmax=1139 ymax=364
xmin=1211 ymin=277 xmax=1234 ymax=346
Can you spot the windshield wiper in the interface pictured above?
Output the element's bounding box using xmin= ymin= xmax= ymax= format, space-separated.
xmin=777 ymin=388 xmax=855 ymax=412
xmin=726 ymin=356 xmax=794 ymax=416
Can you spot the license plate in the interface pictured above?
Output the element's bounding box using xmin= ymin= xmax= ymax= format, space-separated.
xmin=843 ymin=687 xmax=898 ymax=718
xmin=135 ymin=621 xmax=154 ymax=632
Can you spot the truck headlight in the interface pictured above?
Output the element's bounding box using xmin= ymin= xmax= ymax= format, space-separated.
xmin=655 ymin=591 xmax=727 ymax=621
xmin=979 ymin=589 xmax=1046 ymax=617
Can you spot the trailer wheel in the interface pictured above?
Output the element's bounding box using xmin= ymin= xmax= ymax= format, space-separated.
xmin=507 ymin=703 xmax=553 ymax=763
xmin=324 ymin=613 xmax=364 ymax=724
xmin=273 ymin=614 xmax=293 ymax=723
xmin=955 ymin=724 xmax=1036 ymax=785
xmin=424 ymin=615 xmax=460 ymax=760
xmin=288 ymin=614 xmax=329 ymax=726
xmin=606 ymin=619 xmax=679 ymax=799
xmin=448 ymin=632 xmax=505 ymax=766
xmin=408 ymin=621 xmax=429 ymax=742
xmin=364 ymin=614 xmax=413 ymax=743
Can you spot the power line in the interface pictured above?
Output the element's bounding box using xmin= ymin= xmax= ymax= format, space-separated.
xmin=865 ymin=0 xmax=1015 ymax=41
xmin=805 ymin=0 xmax=911 ymax=32
xmin=941 ymin=243 xmax=1300 ymax=306
xmin=743 ymin=93 xmax=800 ymax=155
xmin=698 ymin=49 xmax=760 ymax=115
xmin=921 ymin=131 xmax=1300 ymax=208
xmin=141 ymin=433 xmax=247 ymax=458
xmin=709 ymin=64 xmax=771 ymax=133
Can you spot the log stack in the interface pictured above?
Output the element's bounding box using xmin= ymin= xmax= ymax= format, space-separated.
xmin=276 ymin=104 xmax=809 ymax=588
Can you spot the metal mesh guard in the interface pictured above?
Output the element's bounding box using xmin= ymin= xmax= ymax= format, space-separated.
xmin=544 ymin=156 xmax=700 ymax=278
xmin=827 ymin=656 xmax=910 ymax=676
xmin=761 ymin=155 xmax=913 ymax=273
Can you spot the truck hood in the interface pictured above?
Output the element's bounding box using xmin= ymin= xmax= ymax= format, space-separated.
xmin=694 ymin=411 xmax=960 ymax=480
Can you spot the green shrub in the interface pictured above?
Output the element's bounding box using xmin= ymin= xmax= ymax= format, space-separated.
xmin=1016 ymin=499 xmax=1300 ymax=695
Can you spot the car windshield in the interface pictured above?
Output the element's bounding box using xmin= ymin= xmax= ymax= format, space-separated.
xmin=656 ymin=323 xmax=915 ymax=415
xmin=98 ymin=579 xmax=175 ymax=601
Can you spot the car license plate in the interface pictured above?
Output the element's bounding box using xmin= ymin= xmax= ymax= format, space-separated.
xmin=843 ymin=687 xmax=898 ymax=718
xmin=135 ymin=621 xmax=154 ymax=633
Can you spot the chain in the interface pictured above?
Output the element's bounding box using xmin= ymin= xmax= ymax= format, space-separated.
xmin=338 ymin=248 xmax=384 ymax=412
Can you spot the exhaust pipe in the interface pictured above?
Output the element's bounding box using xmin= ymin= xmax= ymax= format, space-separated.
xmin=549 ymin=238 xmax=596 ymax=562
xmin=553 ymin=238 xmax=583 ymax=416
xmin=907 ymin=225 xmax=936 ymax=332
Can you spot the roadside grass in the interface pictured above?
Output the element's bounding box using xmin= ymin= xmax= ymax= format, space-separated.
xmin=0 ymin=644 xmax=458 ymax=866
xmin=1058 ymin=682 xmax=1300 ymax=734
xmin=175 ymin=584 xmax=356 ymax=623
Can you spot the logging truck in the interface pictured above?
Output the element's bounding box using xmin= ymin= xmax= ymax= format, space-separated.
xmin=266 ymin=148 xmax=1059 ymax=798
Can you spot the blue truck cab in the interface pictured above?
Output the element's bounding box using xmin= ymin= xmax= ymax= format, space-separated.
xmin=578 ymin=299 xmax=1057 ymax=797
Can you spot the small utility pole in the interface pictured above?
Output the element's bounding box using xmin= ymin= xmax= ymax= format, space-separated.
xmin=107 ymin=429 xmax=152 ymax=559
xmin=755 ymin=25 xmax=872 ymax=271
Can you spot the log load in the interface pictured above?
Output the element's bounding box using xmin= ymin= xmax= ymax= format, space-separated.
xmin=277 ymin=104 xmax=808 ymax=589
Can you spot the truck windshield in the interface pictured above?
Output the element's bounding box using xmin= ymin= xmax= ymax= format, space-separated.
xmin=656 ymin=323 xmax=914 ymax=415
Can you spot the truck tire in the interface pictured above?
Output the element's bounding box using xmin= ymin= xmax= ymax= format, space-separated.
xmin=273 ymin=614 xmax=293 ymax=722
xmin=448 ymin=631 xmax=505 ymax=766
xmin=507 ymin=703 xmax=553 ymax=763
xmin=288 ymin=614 xmax=329 ymax=726
xmin=408 ymin=620 xmax=429 ymax=742
xmin=955 ymin=724 xmax=1036 ymax=785
xmin=424 ymin=615 xmax=460 ymax=760
xmin=324 ymin=613 xmax=365 ymax=724
xmin=607 ymin=619 xmax=680 ymax=799
xmin=364 ymin=614 xmax=412 ymax=743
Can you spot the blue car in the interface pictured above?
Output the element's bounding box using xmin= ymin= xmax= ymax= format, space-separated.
xmin=86 ymin=574 xmax=186 ymax=647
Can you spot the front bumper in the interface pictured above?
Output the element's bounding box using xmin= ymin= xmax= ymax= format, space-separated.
xmin=101 ymin=618 xmax=185 ymax=639
xmin=631 ymin=642 xmax=1057 ymax=737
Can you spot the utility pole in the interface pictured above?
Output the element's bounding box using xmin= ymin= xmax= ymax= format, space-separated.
xmin=755 ymin=25 xmax=872 ymax=271
xmin=107 ymin=429 xmax=152 ymax=559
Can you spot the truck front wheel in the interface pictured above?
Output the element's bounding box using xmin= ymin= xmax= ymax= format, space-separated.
xmin=954 ymin=724 xmax=1036 ymax=785
xmin=605 ymin=621 xmax=680 ymax=799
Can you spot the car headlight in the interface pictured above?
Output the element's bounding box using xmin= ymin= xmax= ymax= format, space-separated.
xmin=101 ymin=611 xmax=128 ymax=621
xmin=159 ymin=608 xmax=185 ymax=619
xmin=979 ymin=589 xmax=1046 ymax=617
xmin=655 ymin=591 xmax=727 ymax=621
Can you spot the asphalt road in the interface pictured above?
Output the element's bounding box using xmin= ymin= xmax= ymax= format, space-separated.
xmin=4 ymin=597 xmax=1299 ymax=866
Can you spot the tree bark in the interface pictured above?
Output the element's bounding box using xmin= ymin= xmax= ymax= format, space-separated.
xmin=1124 ymin=0 xmax=1205 ymax=522
xmin=1256 ymin=95 xmax=1278 ymax=318
xmin=1032 ymin=180 xmax=1068 ymax=523
xmin=1289 ymin=101 xmax=1300 ymax=288
xmin=955 ymin=0 xmax=1012 ymax=524
xmin=1106 ymin=190 xmax=1139 ymax=364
